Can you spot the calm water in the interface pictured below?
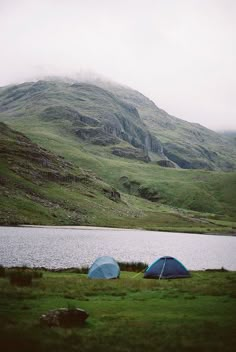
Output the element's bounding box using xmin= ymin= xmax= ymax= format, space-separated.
xmin=0 ymin=226 xmax=236 ymax=270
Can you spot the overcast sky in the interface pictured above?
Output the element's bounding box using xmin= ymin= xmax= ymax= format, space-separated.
xmin=0 ymin=0 xmax=235 ymax=130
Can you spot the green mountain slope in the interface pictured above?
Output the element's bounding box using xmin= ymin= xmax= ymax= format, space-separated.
xmin=0 ymin=122 xmax=126 ymax=225
xmin=0 ymin=79 xmax=235 ymax=170
xmin=0 ymin=79 xmax=235 ymax=232
xmin=3 ymin=122 xmax=234 ymax=232
xmin=0 ymin=122 xmax=235 ymax=232
xmin=96 ymin=80 xmax=236 ymax=170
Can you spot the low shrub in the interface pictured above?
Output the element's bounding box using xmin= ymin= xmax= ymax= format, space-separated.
xmin=8 ymin=269 xmax=33 ymax=286
xmin=0 ymin=265 xmax=5 ymax=277
xmin=31 ymin=270 xmax=43 ymax=279
xmin=118 ymin=261 xmax=148 ymax=272
xmin=69 ymin=267 xmax=89 ymax=274
xmin=205 ymin=267 xmax=228 ymax=272
xmin=43 ymin=267 xmax=89 ymax=274
xmin=7 ymin=268 xmax=43 ymax=286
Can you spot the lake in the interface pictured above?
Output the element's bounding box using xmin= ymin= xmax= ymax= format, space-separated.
xmin=0 ymin=226 xmax=236 ymax=270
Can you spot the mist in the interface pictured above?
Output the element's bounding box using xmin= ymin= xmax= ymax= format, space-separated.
xmin=0 ymin=0 xmax=235 ymax=131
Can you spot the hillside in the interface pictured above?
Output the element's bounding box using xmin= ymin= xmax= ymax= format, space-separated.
xmin=0 ymin=79 xmax=235 ymax=232
xmin=0 ymin=122 xmax=128 ymax=225
xmin=0 ymin=79 xmax=235 ymax=170
xmin=96 ymin=80 xmax=236 ymax=170
xmin=0 ymin=122 xmax=216 ymax=231
xmin=220 ymin=131 xmax=236 ymax=146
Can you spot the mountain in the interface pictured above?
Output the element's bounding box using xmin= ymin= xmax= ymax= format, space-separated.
xmin=220 ymin=131 xmax=236 ymax=146
xmin=0 ymin=79 xmax=235 ymax=171
xmin=95 ymin=80 xmax=236 ymax=170
xmin=220 ymin=131 xmax=236 ymax=137
xmin=0 ymin=121 xmax=235 ymax=232
xmin=0 ymin=79 xmax=235 ymax=232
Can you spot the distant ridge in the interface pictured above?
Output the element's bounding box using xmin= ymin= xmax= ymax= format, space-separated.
xmin=0 ymin=77 xmax=235 ymax=170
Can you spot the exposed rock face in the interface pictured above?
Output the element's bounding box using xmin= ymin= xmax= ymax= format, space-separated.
xmin=1 ymin=79 xmax=236 ymax=170
xmin=72 ymin=107 xmax=165 ymax=157
xmin=103 ymin=187 xmax=121 ymax=202
xmin=76 ymin=126 xmax=119 ymax=145
xmin=163 ymin=145 xmax=215 ymax=170
xmin=40 ymin=94 xmax=164 ymax=158
xmin=42 ymin=105 xmax=100 ymax=127
xmin=40 ymin=308 xmax=89 ymax=328
xmin=157 ymin=159 xmax=177 ymax=168
xmin=112 ymin=147 xmax=150 ymax=162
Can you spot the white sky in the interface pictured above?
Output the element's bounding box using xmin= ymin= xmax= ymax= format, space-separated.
xmin=0 ymin=0 xmax=235 ymax=130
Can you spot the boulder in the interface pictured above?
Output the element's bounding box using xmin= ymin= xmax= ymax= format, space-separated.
xmin=112 ymin=147 xmax=150 ymax=162
xmin=40 ymin=308 xmax=89 ymax=328
xmin=157 ymin=159 xmax=177 ymax=168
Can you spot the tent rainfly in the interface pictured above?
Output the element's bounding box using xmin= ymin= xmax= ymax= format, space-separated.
xmin=88 ymin=256 xmax=120 ymax=279
xmin=144 ymin=256 xmax=190 ymax=279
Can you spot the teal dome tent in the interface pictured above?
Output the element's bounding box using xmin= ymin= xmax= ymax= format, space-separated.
xmin=88 ymin=256 xmax=120 ymax=279
xmin=144 ymin=256 xmax=190 ymax=279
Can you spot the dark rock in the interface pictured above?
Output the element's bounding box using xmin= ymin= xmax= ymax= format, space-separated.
xmin=40 ymin=308 xmax=89 ymax=328
xmin=112 ymin=147 xmax=150 ymax=162
xmin=157 ymin=159 xmax=177 ymax=168
xmin=103 ymin=187 xmax=121 ymax=202
xmin=76 ymin=127 xmax=119 ymax=145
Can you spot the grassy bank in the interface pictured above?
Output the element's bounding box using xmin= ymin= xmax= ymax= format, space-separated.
xmin=0 ymin=268 xmax=236 ymax=351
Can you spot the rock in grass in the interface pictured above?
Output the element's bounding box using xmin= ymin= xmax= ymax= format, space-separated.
xmin=40 ymin=308 xmax=89 ymax=328
xmin=156 ymin=159 xmax=177 ymax=168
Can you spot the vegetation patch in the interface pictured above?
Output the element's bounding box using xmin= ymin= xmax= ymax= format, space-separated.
xmin=7 ymin=268 xmax=43 ymax=287
xmin=0 ymin=269 xmax=235 ymax=351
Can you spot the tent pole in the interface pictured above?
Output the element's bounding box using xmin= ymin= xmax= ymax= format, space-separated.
xmin=159 ymin=257 xmax=167 ymax=280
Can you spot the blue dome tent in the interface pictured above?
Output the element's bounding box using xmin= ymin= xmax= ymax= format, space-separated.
xmin=144 ymin=256 xmax=190 ymax=279
xmin=88 ymin=256 xmax=120 ymax=279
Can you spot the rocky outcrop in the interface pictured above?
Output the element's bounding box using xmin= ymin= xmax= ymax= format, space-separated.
xmin=42 ymin=100 xmax=165 ymax=159
xmin=76 ymin=126 xmax=119 ymax=145
xmin=1 ymin=79 xmax=236 ymax=170
xmin=40 ymin=308 xmax=89 ymax=328
xmin=112 ymin=147 xmax=150 ymax=162
xmin=42 ymin=106 xmax=99 ymax=126
xmin=103 ymin=187 xmax=121 ymax=202
xmin=157 ymin=159 xmax=177 ymax=168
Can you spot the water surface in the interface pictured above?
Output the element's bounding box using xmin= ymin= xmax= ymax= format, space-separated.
xmin=0 ymin=226 xmax=235 ymax=270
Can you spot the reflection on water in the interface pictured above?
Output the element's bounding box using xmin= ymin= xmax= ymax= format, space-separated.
xmin=0 ymin=227 xmax=235 ymax=270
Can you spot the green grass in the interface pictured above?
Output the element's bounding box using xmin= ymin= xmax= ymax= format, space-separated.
xmin=6 ymin=115 xmax=236 ymax=216
xmin=0 ymin=269 xmax=236 ymax=351
xmin=18 ymin=124 xmax=236 ymax=215
xmin=0 ymin=119 xmax=236 ymax=232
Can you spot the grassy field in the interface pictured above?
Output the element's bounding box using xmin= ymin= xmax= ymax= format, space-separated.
xmin=0 ymin=269 xmax=236 ymax=352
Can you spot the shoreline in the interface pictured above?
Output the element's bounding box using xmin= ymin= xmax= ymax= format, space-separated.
xmin=5 ymin=224 xmax=236 ymax=237
xmin=0 ymin=266 xmax=232 ymax=272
